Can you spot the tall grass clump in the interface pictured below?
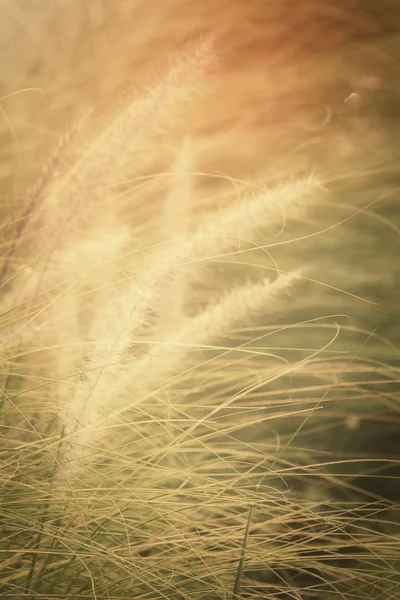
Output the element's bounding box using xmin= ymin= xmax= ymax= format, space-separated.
xmin=1 ymin=1 xmax=399 ymax=599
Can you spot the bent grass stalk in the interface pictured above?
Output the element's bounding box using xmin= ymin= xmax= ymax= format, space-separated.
xmin=155 ymin=136 xmax=194 ymax=331
xmin=131 ymin=272 xmax=299 ymax=394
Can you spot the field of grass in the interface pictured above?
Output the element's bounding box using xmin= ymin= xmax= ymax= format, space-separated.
xmin=1 ymin=2 xmax=399 ymax=598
